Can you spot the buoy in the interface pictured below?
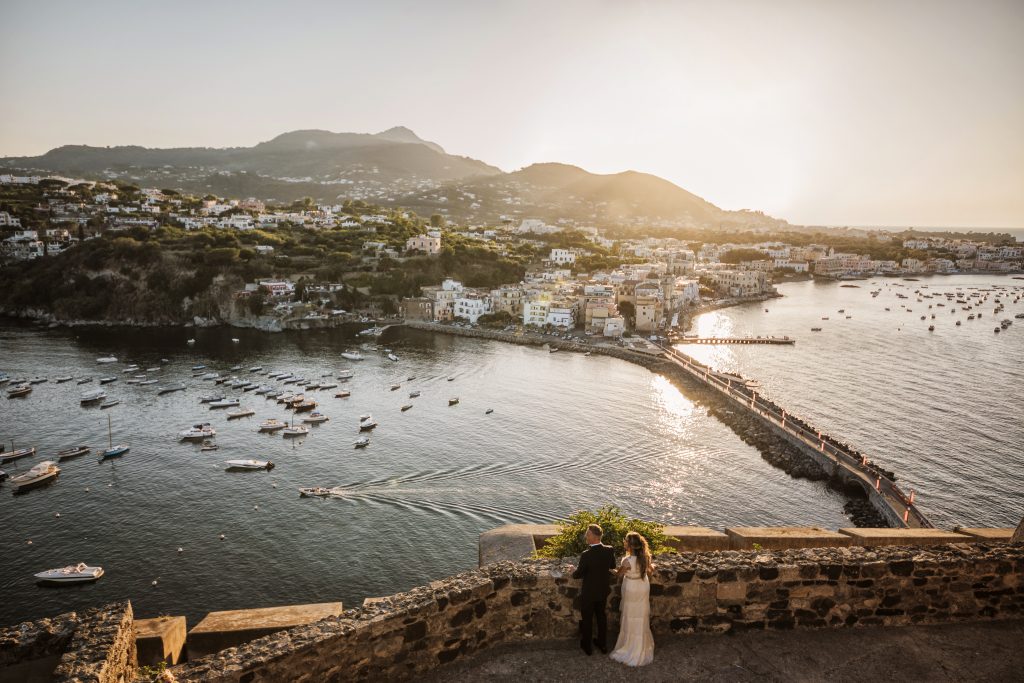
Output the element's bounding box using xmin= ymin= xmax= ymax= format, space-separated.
xmin=26 ymin=540 xmax=32 ymax=545
xmin=272 ymin=483 xmax=278 ymax=488
xmin=85 ymin=488 xmax=90 ymax=492
xmin=55 ymin=513 xmax=61 ymax=518
xmin=177 ymin=547 xmax=183 ymax=553
xmin=152 ymin=580 xmax=158 ymax=586
xmin=220 ymin=534 xmax=225 ymax=540
xmin=253 ymin=505 xmax=259 ymax=510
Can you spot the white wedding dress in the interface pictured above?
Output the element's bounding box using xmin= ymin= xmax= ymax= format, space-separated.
xmin=610 ymin=555 xmax=654 ymax=666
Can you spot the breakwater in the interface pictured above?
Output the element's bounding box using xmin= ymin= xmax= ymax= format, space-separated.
xmin=659 ymin=344 xmax=932 ymax=528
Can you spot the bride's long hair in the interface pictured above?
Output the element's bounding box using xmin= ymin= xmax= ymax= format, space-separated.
xmin=624 ymin=531 xmax=653 ymax=577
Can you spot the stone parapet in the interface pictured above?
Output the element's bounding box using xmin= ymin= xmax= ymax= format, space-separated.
xmin=167 ymin=542 xmax=1024 ymax=682
xmin=135 ymin=616 xmax=187 ymax=667
xmin=959 ymin=528 xmax=1016 ymax=541
xmin=725 ymin=527 xmax=851 ymax=549
xmin=186 ymin=603 xmax=344 ymax=661
xmin=838 ymin=528 xmax=972 ymax=547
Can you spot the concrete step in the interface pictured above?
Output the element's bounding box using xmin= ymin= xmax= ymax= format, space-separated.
xmin=187 ymin=602 xmax=343 ymax=660
xmin=135 ymin=616 xmax=187 ymax=666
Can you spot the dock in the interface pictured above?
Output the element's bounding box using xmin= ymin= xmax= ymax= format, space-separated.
xmin=671 ymin=336 xmax=795 ymax=345
xmin=658 ymin=343 xmax=933 ymax=529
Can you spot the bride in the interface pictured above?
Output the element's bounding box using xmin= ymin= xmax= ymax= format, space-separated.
xmin=610 ymin=531 xmax=655 ymax=666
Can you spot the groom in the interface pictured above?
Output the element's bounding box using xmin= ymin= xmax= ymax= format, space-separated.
xmin=571 ymin=523 xmax=616 ymax=655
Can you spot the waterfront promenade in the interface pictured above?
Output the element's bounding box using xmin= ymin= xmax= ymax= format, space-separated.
xmin=658 ymin=344 xmax=934 ymax=529
xmin=671 ymin=335 xmax=795 ymax=345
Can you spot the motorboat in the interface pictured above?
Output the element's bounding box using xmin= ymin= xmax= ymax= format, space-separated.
xmin=400 ymin=404 xmax=413 ymax=412
xmin=7 ymin=384 xmax=32 ymax=398
xmin=191 ymin=365 xmax=206 ymax=371
xmin=55 ymin=376 xmax=73 ymax=384
xmin=249 ymin=366 xmax=263 ymax=372
xmin=448 ymin=398 xmax=459 ymax=406
xmin=341 ymin=351 xmax=364 ymax=361
xmin=232 ymin=365 xmax=244 ymax=372
xmin=29 ymin=377 xmax=48 ymax=384
xmin=242 ymin=383 xmax=259 ymax=392
xmin=199 ymin=394 xmax=225 ymax=404
xmin=408 ymin=390 xmax=421 ymax=398
xmin=354 ymin=437 xmax=370 ymax=448
xmin=293 ymin=400 xmax=317 ymax=413
xmin=100 ymin=399 xmax=120 ymax=409
xmin=388 ymin=353 xmax=399 ymax=362
xmin=810 ymin=327 xmax=822 ymax=332
xmin=299 ymin=487 xmax=333 ymax=497
xmin=287 ymin=394 xmax=306 ymax=407
xmin=209 ymin=398 xmax=240 ymax=409
xmin=302 ymin=411 xmax=329 ymax=424
xmin=276 ymin=393 xmax=295 ymax=404
xmin=199 ymin=372 xmax=219 ymax=380
xmin=390 ymin=384 xmax=400 ymax=391
xmin=319 ymin=383 xmax=338 ymax=390
xmin=334 ymin=390 xmax=351 ymax=399
xmin=34 ymin=563 xmax=103 ymax=584
xmin=259 ymin=418 xmax=287 ymax=432
xmin=231 ymin=338 xmax=240 ymax=344
xmin=254 ymin=385 xmax=274 ymax=395
xmin=359 ymin=413 xmax=372 ymax=422
xmin=122 ymin=365 xmax=140 ymax=373
xmin=200 ymin=441 xmax=218 ymax=451
xmin=146 ymin=367 xmax=160 ymax=372
xmin=358 ymin=420 xmax=378 ymax=431
xmin=139 ymin=380 xmax=158 ymax=386
xmin=282 ymin=424 xmax=310 ymax=437
xmin=180 ymin=423 xmax=216 ymax=440
xmin=56 ymin=446 xmax=90 ymax=461
xmin=10 ymin=461 xmax=60 ymax=492
xmin=158 ymin=383 xmax=186 ymax=395
xmin=81 ymin=389 xmax=107 ymax=404
xmin=447 ymin=376 xmax=455 ymax=382
xmin=214 ymin=376 xmax=231 ymax=385
xmin=407 ymin=375 xmax=416 ymax=381
xmin=337 ymin=370 xmax=354 ymax=379
xmin=186 ymin=339 xmax=196 ymax=345
xmin=359 ymin=326 xmax=383 ymax=336
xmin=227 ymin=407 xmax=255 ymax=420
xmin=225 ymin=459 xmax=274 ymax=471
xmin=77 ymin=377 xmax=93 ymax=385
xmin=304 ymin=383 xmax=320 ymax=391
xmin=96 ymin=356 xmax=118 ymax=364
xmin=1 ymin=446 xmax=36 ymax=464
xmin=485 ymin=408 xmax=494 ymax=414
xmin=283 ymin=376 xmax=303 ymax=385
xmin=99 ymin=376 xmax=118 ymax=384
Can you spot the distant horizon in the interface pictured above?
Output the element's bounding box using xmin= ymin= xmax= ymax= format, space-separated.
xmin=2 ymin=0 xmax=1021 ymax=228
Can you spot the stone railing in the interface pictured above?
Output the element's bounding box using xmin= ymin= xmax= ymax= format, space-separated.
xmin=0 ymin=601 xmax=136 ymax=683
xmin=165 ymin=542 xmax=1023 ymax=682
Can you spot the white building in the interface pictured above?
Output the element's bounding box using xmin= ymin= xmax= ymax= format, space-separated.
xmin=453 ymin=294 xmax=492 ymax=323
xmin=549 ymin=248 xmax=576 ymax=265
xmin=406 ymin=234 xmax=442 ymax=255
xmin=523 ymin=299 xmax=550 ymax=327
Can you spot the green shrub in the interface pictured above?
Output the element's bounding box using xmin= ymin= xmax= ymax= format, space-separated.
xmin=535 ymin=505 xmax=674 ymax=559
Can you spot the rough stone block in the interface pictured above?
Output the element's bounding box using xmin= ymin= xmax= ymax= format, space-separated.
xmin=726 ymin=527 xmax=851 ymax=550
xmin=187 ymin=602 xmax=343 ymax=660
xmin=479 ymin=525 xmax=551 ymax=565
xmin=134 ymin=616 xmax=186 ymax=666
xmin=838 ymin=528 xmax=972 ymax=547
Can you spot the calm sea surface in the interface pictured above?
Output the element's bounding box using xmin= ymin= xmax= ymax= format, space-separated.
xmin=1 ymin=273 xmax=1021 ymax=625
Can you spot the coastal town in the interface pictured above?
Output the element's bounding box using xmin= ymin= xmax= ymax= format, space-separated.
xmin=1 ymin=173 xmax=1022 ymax=334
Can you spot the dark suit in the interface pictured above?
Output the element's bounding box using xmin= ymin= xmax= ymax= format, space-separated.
xmin=572 ymin=543 xmax=616 ymax=651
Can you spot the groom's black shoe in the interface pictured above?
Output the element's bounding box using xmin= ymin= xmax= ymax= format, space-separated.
xmin=580 ymin=641 xmax=593 ymax=656
xmin=593 ymin=639 xmax=608 ymax=655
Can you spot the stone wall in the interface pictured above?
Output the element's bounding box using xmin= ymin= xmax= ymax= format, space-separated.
xmin=0 ymin=601 xmax=136 ymax=683
xmin=166 ymin=542 xmax=1023 ymax=682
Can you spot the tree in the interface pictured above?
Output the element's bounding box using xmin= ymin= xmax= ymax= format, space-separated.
xmin=618 ymin=300 xmax=635 ymax=326
xmin=720 ymin=248 xmax=769 ymax=264
xmin=535 ymin=506 xmax=674 ymax=559
xmin=430 ymin=214 xmax=445 ymax=228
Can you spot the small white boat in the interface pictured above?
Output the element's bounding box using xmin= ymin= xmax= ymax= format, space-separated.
xmin=388 ymin=353 xmax=399 ymax=362
xmin=10 ymin=461 xmax=60 ymax=492
xmin=354 ymin=437 xmax=370 ymax=448
xmin=447 ymin=376 xmax=455 ymax=382
xmin=341 ymin=351 xmax=364 ymax=361
xmin=100 ymin=399 xmax=120 ymax=409
xmin=96 ymin=356 xmax=118 ymax=364
xmin=449 ymin=398 xmax=459 ymax=406
xmin=98 ymin=376 xmax=118 ymax=384
xmin=191 ymin=365 xmax=206 ymax=371
xmin=199 ymin=372 xmax=219 ymax=380
xmin=122 ymin=365 xmax=140 ymax=373
xmin=1 ymin=446 xmax=36 ymax=464
xmin=231 ymin=338 xmax=240 ymax=343
xmin=56 ymin=446 xmax=90 ymax=461
xmin=158 ymin=383 xmax=186 ymax=395
xmin=282 ymin=424 xmax=310 ymax=437
xmin=319 ymin=383 xmax=337 ymax=390
xmin=77 ymin=377 xmax=93 ymax=385
xmin=337 ymin=370 xmax=354 ymax=379
xmin=54 ymin=376 xmax=74 ymax=383
xmin=80 ymin=389 xmax=107 ymax=404
xmin=299 ymin=487 xmax=333 ymax=497
xmin=180 ymin=423 xmax=216 ymax=440
xmin=209 ymin=398 xmax=240 ymax=409
xmin=358 ymin=420 xmax=378 ymax=431
xmin=302 ymin=411 xmax=329 ymax=424
xmin=139 ymin=379 xmax=158 ymax=386
xmin=259 ymin=418 xmax=286 ymax=433
xmin=401 ymin=404 xmax=413 ymax=412
xmin=227 ymin=407 xmax=255 ymax=420
xmin=249 ymin=366 xmax=263 ymax=372
xmin=199 ymin=394 xmax=225 ymax=403
xmin=200 ymin=441 xmax=218 ymax=451
xmin=225 ymin=459 xmax=274 ymax=471
xmin=277 ymin=393 xmax=295 ymax=404
xmin=409 ymin=390 xmax=421 ymax=398
xmin=359 ymin=413 xmax=372 ymax=422
xmin=186 ymin=339 xmax=196 ymax=345
xmin=34 ymin=563 xmax=103 ymax=584
xmin=390 ymin=384 xmax=401 ymax=391
xmin=334 ymin=390 xmax=351 ymax=399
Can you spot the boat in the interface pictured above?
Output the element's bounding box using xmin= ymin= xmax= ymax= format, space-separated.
xmin=276 ymin=393 xmax=295 ymax=404
xmin=400 ymin=404 xmax=413 ymax=412
xmin=334 ymin=390 xmax=351 ymax=399
xmin=302 ymin=411 xmax=329 ymax=424
xmin=225 ymin=459 xmax=274 ymax=471
xmin=485 ymin=408 xmax=494 ymax=414
xmin=408 ymin=391 xmax=421 ymax=398
xmin=242 ymin=383 xmax=259 ymax=392
xmin=7 ymin=384 xmax=32 ymax=398
xmin=319 ymin=383 xmax=337 ymax=390
xmin=447 ymin=376 xmax=455 ymax=382
xmin=77 ymin=378 xmax=93 ymax=385
xmin=146 ymin=367 xmax=160 ymax=372
xmin=100 ymin=399 xmax=120 ymax=409
xmin=407 ymin=375 xmax=416 ymax=381
xmin=10 ymin=461 xmax=60 ymax=492
xmin=359 ymin=420 xmax=378 ymax=431
xmin=99 ymin=376 xmax=118 ymax=385
xmin=337 ymin=370 xmax=354 ymax=379
xmin=200 ymin=441 xmax=218 ymax=451
xmin=209 ymin=398 xmax=240 ymax=409
xmin=186 ymin=339 xmax=196 ymax=345
xmin=199 ymin=394 xmax=225 ymax=404
xmin=233 ymin=365 xmax=245 ymax=372
xmin=56 ymin=446 xmax=90 ymax=461
xmin=199 ymin=372 xmax=219 ymax=380
xmin=956 ymin=321 xmax=962 ymax=326
xmin=340 ymin=351 xmax=364 ymax=361
xmin=96 ymin=356 xmax=118 ymax=364
xmin=448 ymin=398 xmax=459 ymax=406
xmin=0 ymin=373 xmax=8 ymax=385
xmin=158 ymin=383 xmax=186 ymax=395
xmin=388 ymin=353 xmax=399 ymax=362
xmin=231 ymin=338 xmax=240 ymax=343
xmin=227 ymin=407 xmax=255 ymax=420
xmin=928 ymin=325 xmax=935 ymax=331
xmin=34 ymin=563 xmax=103 ymax=584
xmin=123 ymin=365 xmax=140 ymax=373
xmin=180 ymin=423 xmax=216 ymax=440
xmin=359 ymin=414 xmax=371 ymax=422
xmin=80 ymin=389 xmax=107 ymax=404
xmin=259 ymin=418 xmax=286 ymax=433
xmin=249 ymin=366 xmax=263 ymax=372
xmin=55 ymin=376 xmax=73 ymax=384
xmin=304 ymin=383 xmax=320 ymax=391
xmin=282 ymin=423 xmax=310 ymax=437
xmin=139 ymin=379 xmax=158 ymax=386
xmin=191 ymin=365 xmax=206 ymax=371
xmin=354 ymin=437 xmax=370 ymax=448
xmin=1016 ymin=313 xmax=1024 ymax=319
xmin=390 ymin=384 xmax=400 ymax=391
xmin=549 ymin=348 xmax=559 ymax=354
xmin=359 ymin=326 xmax=384 ymax=336
xmin=299 ymin=487 xmax=333 ymax=497
xmin=293 ymin=400 xmax=317 ymax=413
xmin=1 ymin=446 xmax=36 ymax=464
xmin=811 ymin=327 xmax=822 ymax=332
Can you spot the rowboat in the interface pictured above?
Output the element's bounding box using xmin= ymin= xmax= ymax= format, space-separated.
xmin=1 ymin=446 xmax=36 ymax=464
xmin=56 ymin=446 xmax=90 ymax=461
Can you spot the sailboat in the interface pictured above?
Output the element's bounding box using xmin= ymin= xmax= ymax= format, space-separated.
xmin=100 ymin=414 xmax=130 ymax=459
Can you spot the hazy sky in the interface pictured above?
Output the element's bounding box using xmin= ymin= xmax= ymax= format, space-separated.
xmin=2 ymin=0 xmax=1022 ymax=227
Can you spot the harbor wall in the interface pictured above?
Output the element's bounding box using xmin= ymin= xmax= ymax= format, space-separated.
xmin=166 ymin=542 xmax=1023 ymax=682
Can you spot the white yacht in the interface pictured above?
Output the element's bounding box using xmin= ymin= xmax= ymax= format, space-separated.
xmin=225 ymin=459 xmax=274 ymax=471
xmin=387 ymin=353 xmax=399 ymax=362
xmin=34 ymin=563 xmax=104 ymax=584
xmin=259 ymin=418 xmax=286 ymax=432
xmin=81 ymin=389 xmax=107 ymax=404
xmin=180 ymin=423 xmax=216 ymax=440
xmin=282 ymin=424 xmax=310 ymax=437
xmin=302 ymin=411 xmax=329 ymax=424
